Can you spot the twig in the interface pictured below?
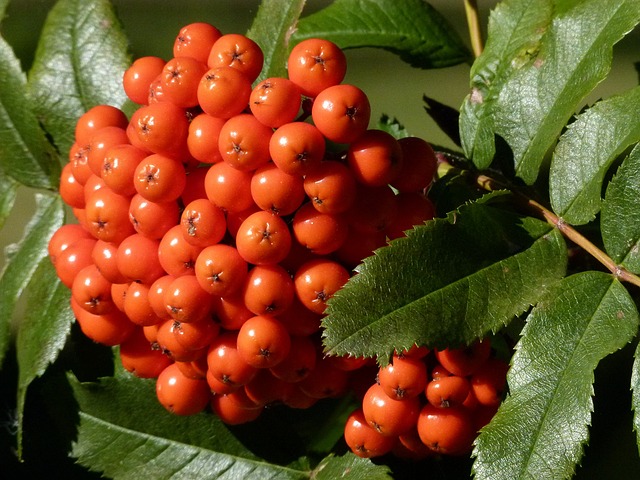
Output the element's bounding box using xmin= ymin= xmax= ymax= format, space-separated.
xmin=438 ymin=162 xmax=640 ymax=288
xmin=464 ymin=0 xmax=484 ymax=58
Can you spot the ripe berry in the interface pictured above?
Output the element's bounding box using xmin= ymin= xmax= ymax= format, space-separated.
xmin=347 ymin=129 xmax=403 ymax=187
xmin=156 ymin=363 xmax=211 ymax=415
xmin=236 ymin=315 xmax=291 ymax=369
xmin=417 ymin=404 xmax=476 ymax=455
xmin=249 ymin=77 xmax=302 ymax=128
xmin=207 ymin=33 xmax=264 ymax=83
xmin=242 ymin=264 xmax=295 ymax=316
xmin=160 ymin=56 xmax=208 ymax=108
xmin=293 ymin=258 xmax=350 ymax=315
xmin=292 ymin=202 xmax=348 ymax=255
xmin=173 ymin=22 xmax=222 ymax=64
xmin=344 ymin=408 xmax=396 ymax=459
xmin=435 ymin=339 xmax=492 ymax=377
xmin=123 ymin=56 xmax=166 ymax=105
xmin=195 ymin=244 xmax=248 ymax=298
xmin=197 ymin=66 xmax=252 ymax=119
xmin=217 ymin=113 xmax=273 ymax=171
xmin=250 ymin=162 xmax=305 ymax=216
xmin=269 ymin=122 xmax=325 ymax=176
xmin=377 ymin=355 xmax=428 ymax=401
xmin=311 ymin=84 xmax=371 ymax=144
xmin=287 ymin=38 xmax=347 ymax=98
xmin=234 ymin=210 xmax=292 ymax=265
xmin=362 ymin=383 xmax=421 ymax=437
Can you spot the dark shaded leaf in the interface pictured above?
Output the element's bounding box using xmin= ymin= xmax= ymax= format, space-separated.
xmin=16 ymin=260 xmax=73 ymax=457
xmin=601 ymin=143 xmax=640 ymax=274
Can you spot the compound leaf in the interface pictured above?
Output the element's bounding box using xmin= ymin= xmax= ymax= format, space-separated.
xmin=473 ymin=272 xmax=639 ymax=480
xmin=292 ymin=0 xmax=470 ymax=69
xmin=601 ymin=143 xmax=640 ymax=273
xmin=322 ymin=195 xmax=568 ymax=363
xmin=70 ymin=371 xmax=389 ymax=479
xmin=550 ymin=86 xmax=640 ymax=225
xmin=0 ymin=193 xmax=64 ymax=370
xmin=246 ymin=0 xmax=306 ymax=83
xmin=461 ymin=0 xmax=640 ymax=184
xmin=28 ymin=0 xmax=130 ymax=155
xmin=460 ymin=0 xmax=553 ymax=169
xmin=15 ymin=260 xmax=73 ymax=458
xmin=0 ymin=34 xmax=58 ymax=189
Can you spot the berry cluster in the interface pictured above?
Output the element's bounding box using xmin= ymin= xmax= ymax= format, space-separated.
xmin=344 ymin=340 xmax=509 ymax=459
xmin=47 ymin=20 xmax=506 ymax=456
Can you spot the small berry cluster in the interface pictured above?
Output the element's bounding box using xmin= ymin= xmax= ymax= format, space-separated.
xmin=46 ymin=20 xmax=505 ymax=452
xmin=345 ymin=341 xmax=509 ymax=459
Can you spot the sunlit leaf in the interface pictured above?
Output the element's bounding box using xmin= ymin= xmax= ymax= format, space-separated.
xmin=550 ymin=86 xmax=640 ymax=225
xmin=601 ymin=143 xmax=640 ymax=274
xmin=460 ymin=0 xmax=552 ymax=168
xmin=0 ymin=167 xmax=18 ymax=230
xmin=461 ymin=0 xmax=640 ymax=184
xmin=323 ymin=195 xmax=568 ymax=363
xmin=473 ymin=272 xmax=639 ymax=480
xmin=246 ymin=0 xmax=306 ymax=83
xmin=27 ymin=0 xmax=130 ymax=155
xmin=292 ymin=0 xmax=470 ymax=69
xmin=0 ymin=193 xmax=64 ymax=370
xmin=0 ymin=34 xmax=59 ymax=189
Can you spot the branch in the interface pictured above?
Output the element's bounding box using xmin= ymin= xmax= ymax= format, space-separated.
xmin=437 ymin=162 xmax=640 ymax=288
xmin=464 ymin=0 xmax=484 ymax=58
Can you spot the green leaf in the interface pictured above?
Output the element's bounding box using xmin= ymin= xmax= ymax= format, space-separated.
xmin=16 ymin=259 xmax=73 ymax=458
xmin=462 ymin=0 xmax=640 ymax=184
xmin=246 ymin=0 xmax=306 ymax=83
xmin=70 ymin=372 xmax=306 ymax=479
xmin=292 ymin=0 xmax=470 ymax=69
xmin=27 ymin=0 xmax=130 ymax=155
xmin=632 ymin=339 xmax=640 ymax=455
xmin=312 ymin=453 xmax=392 ymax=479
xmin=0 ymin=34 xmax=59 ymax=189
xmin=376 ymin=114 xmax=410 ymax=139
xmin=473 ymin=271 xmax=640 ymax=480
xmin=601 ymin=143 xmax=640 ymax=273
xmin=0 ymin=167 xmax=18 ymax=230
xmin=322 ymin=195 xmax=568 ymax=362
xmin=550 ymin=86 xmax=640 ymax=225
xmin=69 ymin=371 xmax=390 ymax=479
xmin=459 ymin=0 xmax=553 ymax=168
xmin=0 ymin=193 xmax=64 ymax=370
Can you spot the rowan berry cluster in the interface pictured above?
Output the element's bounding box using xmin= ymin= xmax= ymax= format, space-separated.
xmin=47 ymin=20 xmax=506 ymax=456
xmin=345 ymin=340 xmax=509 ymax=459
